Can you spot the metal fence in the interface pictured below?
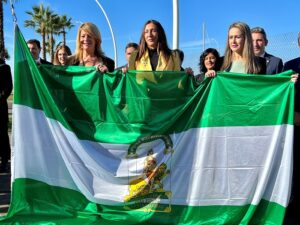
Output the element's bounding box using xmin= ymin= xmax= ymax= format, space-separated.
xmin=267 ymin=31 xmax=300 ymax=63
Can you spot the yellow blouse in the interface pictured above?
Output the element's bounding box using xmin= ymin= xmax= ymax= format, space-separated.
xmin=129 ymin=50 xmax=181 ymax=71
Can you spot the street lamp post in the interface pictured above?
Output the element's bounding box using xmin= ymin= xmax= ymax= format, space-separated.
xmin=210 ymin=38 xmax=220 ymax=52
xmin=202 ymin=22 xmax=205 ymax=52
xmin=94 ymin=0 xmax=118 ymax=68
xmin=172 ymin=0 xmax=179 ymax=50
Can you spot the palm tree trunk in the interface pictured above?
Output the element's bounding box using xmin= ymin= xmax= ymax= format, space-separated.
xmin=0 ymin=0 xmax=5 ymax=59
xmin=63 ymin=29 xmax=66 ymax=45
xmin=42 ymin=31 xmax=46 ymax=60
xmin=50 ymin=32 xmax=54 ymax=63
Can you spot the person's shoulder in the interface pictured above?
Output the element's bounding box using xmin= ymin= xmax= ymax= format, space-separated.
xmin=0 ymin=62 xmax=11 ymax=71
xmin=283 ymin=57 xmax=300 ymax=72
xmin=40 ymin=58 xmax=52 ymax=65
xmin=103 ymin=56 xmax=114 ymax=64
xmin=102 ymin=56 xmax=115 ymax=72
xmin=0 ymin=62 xmax=10 ymax=67
xmin=285 ymin=57 xmax=300 ymax=65
xmin=67 ymin=55 xmax=79 ymax=65
xmin=265 ymin=52 xmax=282 ymax=62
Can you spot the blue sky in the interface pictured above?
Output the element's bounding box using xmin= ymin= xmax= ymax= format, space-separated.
xmin=3 ymin=0 xmax=300 ymax=73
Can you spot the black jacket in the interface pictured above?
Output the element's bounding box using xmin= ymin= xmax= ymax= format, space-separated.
xmin=71 ymin=56 xmax=115 ymax=72
xmin=0 ymin=60 xmax=13 ymax=122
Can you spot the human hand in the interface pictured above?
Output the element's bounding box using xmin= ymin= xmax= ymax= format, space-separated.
xmin=291 ymin=73 xmax=299 ymax=83
xmin=205 ymin=70 xmax=217 ymax=77
xmin=96 ymin=63 xmax=108 ymax=73
xmin=185 ymin=67 xmax=194 ymax=75
xmin=121 ymin=66 xmax=128 ymax=74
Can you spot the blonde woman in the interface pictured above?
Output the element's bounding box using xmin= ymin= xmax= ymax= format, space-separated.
xmin=69 ymin=22 xmax=114 ymax=73
xmin=209 ymin=22 xmax=297 ymax=83
xmin=53 ymin=45 xmax=72 ymax=65
xmin=221 ymin=21 xmax=266 ymax=74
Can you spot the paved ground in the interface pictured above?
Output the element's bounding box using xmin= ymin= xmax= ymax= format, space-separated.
xmin=0 ymin=166 xmax=10 ymax=217
xmin=0 ymin=99 xmax=12 ymax=218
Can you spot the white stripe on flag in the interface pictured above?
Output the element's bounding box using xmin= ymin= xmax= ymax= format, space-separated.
xmin=12 ymin=105 xmax=293 ymax=207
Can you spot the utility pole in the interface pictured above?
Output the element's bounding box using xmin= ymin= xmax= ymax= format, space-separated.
xmin=172 ymin=0 xmax=179 ymax=49
xmin=202 ymin=22 xmax=205 ymax=52
xmin=94 ymin=0 xmax=118 ymax=68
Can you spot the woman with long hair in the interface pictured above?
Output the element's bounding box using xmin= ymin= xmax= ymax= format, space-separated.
xmin=53 ymin=45 xmax=72 ymax=65
xmin=128 ymin=19 xmax=181 ymax=71
xmin=69 ymin=22 xmax=114 ymax=73
xmin=221 ymin=22 xmax=266 ymax=74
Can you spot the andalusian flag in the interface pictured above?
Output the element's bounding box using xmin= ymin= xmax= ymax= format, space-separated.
xmin=0 ymin=26 xmax=295 ymax=225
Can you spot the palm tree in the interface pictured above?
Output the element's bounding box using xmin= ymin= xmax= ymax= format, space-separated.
xmin=45 ymin=38 xmax=56 ymax=63
xmin=24 ymin=4 xmax=54 ymax=60
xmin=0 ymin=0 xmax=7 ymax=59
xmin=45 ymin=13 xmax=60 ymax=62
xmin=57 ymin=15 xmax=74 ymax=45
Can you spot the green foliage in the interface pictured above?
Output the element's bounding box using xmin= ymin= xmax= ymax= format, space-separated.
xmin=24 ymin=3 xmax=74 ymax=62
xmin=5 ymin=48 xmax=10 ymax=60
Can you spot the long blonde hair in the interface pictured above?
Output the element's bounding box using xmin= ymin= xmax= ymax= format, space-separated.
xmin=221 ymin=22 xmax=261 ymax=74
xmin=74 ymin=22 xmax=105 ymax=63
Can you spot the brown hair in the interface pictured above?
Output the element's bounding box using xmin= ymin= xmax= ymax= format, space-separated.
xmin=54 ymin=45 xmax=72 ymax=65
xmin=136 ymin=19 xmax=172 ymax=63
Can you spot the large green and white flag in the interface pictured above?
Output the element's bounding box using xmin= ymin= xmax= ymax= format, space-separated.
xmin=0 ymin=26 xmax=295 ymax=225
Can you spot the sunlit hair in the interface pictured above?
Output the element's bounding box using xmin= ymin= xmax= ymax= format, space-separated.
xmin=221 ymin=22 xmax=261 ymax=74
xmin=54 ymin=45 xmax=72 ymax=65
xmin=136 ymin=19 xmax=172 ymax=62
xmin=199 ymin=48 xmax=221 ymax=73
xmin=74 ymin=22 xmax=105 ymax=62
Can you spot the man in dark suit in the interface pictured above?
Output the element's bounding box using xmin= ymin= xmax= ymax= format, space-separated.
xmin=27 ymin=39 xmax=52 ymax=65
xmin=0 ymin=58 xmax=13 ymax=173
xmin=282 ymin=33 xmax=300 ymax=218
xmin=116 ymin=42 xmax=139 ymax=73
xmin=251 ymin=27 xmax=283 ymax=74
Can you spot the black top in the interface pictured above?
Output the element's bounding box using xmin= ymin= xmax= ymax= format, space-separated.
xmin=40 ymin=58 xmax=52 ymax=65
xmin=148 ymin=49 xmax=158 ymax=71
xmin=0 ymin=62 xmax=13 ymax=100
xmin=103 ymin=56 xmax=115 ymax=72
xmin=73 ymin=56 xmax=115 ymax=72
xmin=264 ymin=52 xmax=283 ymax=75
xmin=283 ymin=57 xmax=300 ymax=113
xmin=0 ymin=62 xmax=13 ymax=121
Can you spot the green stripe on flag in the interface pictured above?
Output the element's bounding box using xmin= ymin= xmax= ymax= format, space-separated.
xmin=13 ymin=26 xmax=294 ymax=143
xmin=1 ymin=179 xmax=285 ymax=225
xmin=7 ymin=25 xmax=293 ymax=225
